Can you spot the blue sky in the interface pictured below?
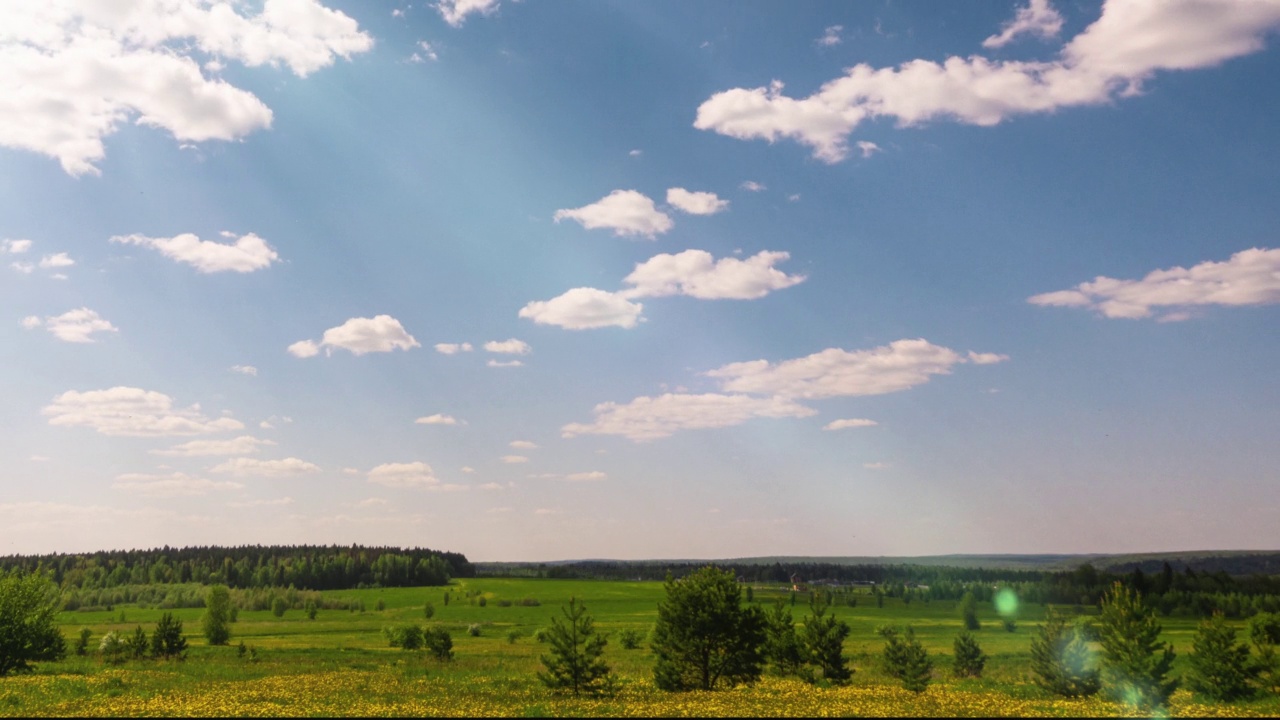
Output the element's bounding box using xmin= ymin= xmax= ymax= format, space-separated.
xmin=2 ymin=0 xmax=1278 ymax=560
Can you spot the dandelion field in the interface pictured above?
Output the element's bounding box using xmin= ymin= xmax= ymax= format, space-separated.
xmin=4 ymin=578 xmax=1277 ymax=717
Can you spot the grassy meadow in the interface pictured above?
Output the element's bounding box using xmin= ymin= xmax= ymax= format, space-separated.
xmin=3 ymin=578 xmax=1278 ymax=717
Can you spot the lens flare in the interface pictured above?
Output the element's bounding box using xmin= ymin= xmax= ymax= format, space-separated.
xmin=994 ymin=587 xmax=1018 ymax=616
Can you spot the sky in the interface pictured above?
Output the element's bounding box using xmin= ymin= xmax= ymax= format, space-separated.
xmin=1 ymin=0 xmax=1279 ymax=562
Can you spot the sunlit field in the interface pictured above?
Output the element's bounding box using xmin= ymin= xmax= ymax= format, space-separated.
xmin=3 ymin=578 xmax=1277 ymax=717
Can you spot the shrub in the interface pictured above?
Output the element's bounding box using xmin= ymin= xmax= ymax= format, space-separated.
xmin=618 ymin=629 xmax=643 ymax=650
xmin=533 ymin=628 xmax=550 ymax=643
xmin=0 ymin=570 xmax=67 ymax=676
xmin=271 ymin=597 xmax=287 ymax=618
xmin=497 ymin=599 xmax=513 ymax=607
xmin=467 ymin=624 xmax=482 ymax=637
xmin=376 ymin=599 xmax=386 ymax=612
xmin=477 ymin=597 xmax=487 ymax=607
xmin=424 ymin=602 xmax=435 ymax=619
xmin=305 ymin=600 xmax=318 ymax=620
xmin=74 ymin=628 xmax=93 ymax=657
xmin=383 ymin=624 xmax=424 ymax=650
xmin=1002 ymin=617 xmax=1017 ymax=633
xmin=953 ymin=630 xmax=986 ymax=678
xmin=507 ymin=629 xmax=522 ymax=644
xmin=424 ymin=627 xmax=453 ymax=661
xmin=99 ymin=632 xmax=126 ymax=665
xmin=520 ymin=598 xmax=541 ymax=607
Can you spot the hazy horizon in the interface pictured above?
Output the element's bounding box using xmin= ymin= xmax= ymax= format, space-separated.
xmin=2 ymin=0 xmax=1278 ymax=561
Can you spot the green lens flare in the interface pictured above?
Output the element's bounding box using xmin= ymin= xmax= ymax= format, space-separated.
xmin=994 ymin=588 xmax=1018 ymax=616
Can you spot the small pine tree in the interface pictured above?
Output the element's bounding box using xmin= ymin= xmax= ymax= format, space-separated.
xmin=618 ymin=629 xmax=643 ymax=650
xmin=376 ymin=598 xmax=386 ymax=612
xmin=305 ymin=600 xmax=318 ymax=620
xmin=1002 ymin=617 xmax=1017 ymax=633
xmin=537 ymin=597 xmax=612 ymax=696
xmin=763 ymin=599 xmax=806 ymax=677
xmin=953 ymin=630 xmax=986 ymax=678
xmin=424 ymin=627 xmax=453 ymax=661
xmin=1250 ymin=613 xmax=1280 ymax=693
xmin=745 ymin=586 xmax=754 ymax=603
xmin=1029 ymin=607 xmax=1100 ymax=697
xmin=151 ymin=612 xmax=188 ymax=660
xmin=880 ymin=625 xmax=932 ymax=693
xmin=960 ymin=591 xmax=981 ymax=631
xmin=423 ymin=602 xmax=435 ymax=619
xmin=124 ymin=625 xmax=149 ymax=660
xmin=74 ymin=628 xmax=93 ymax=657
xmin=1097 ymin=583 xmax=1177 ymax=710
xmin=1187 ymin=612 xmax=1260 ymax=701
xmin=802 ymin=596 xmax=852 ymax=685
xmin=271 ymin=597 xmax=287 ymax=618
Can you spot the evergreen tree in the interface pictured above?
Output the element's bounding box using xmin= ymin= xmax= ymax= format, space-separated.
xmin=801 ymin=596 xmax=852 ymax=684
xmin=202 ymin=585 xmax=232 ymax=645
xmin=1029 ymin=607 xmax=1100 ymax=697
xmin=1187 ymin=612 xmax=1259 ymax=701
xmin=879 ymin=625 xmax=932 ymax=693
xmin=537 ymin=598 xmax=612 ymax=696
xmin=124 ymin=625 xmax=149 ymax=660
xmin=423 ymin=601 xmax=435 ymax=619
xmin=651 ymin=567 xmax=766 ymax=691
xmin=1250 ymin=612 xmax=1280 ymax=693
xmin=762 ymin=599 xmax=805 ymax=677
xmin=960 ymin=591 xmax=981 ymax=631
xmin=952 ymin=630 xmax=986 ymax=678
xmin=271 ymin=597 xmax=287 ymax=618
xmin=74 ymin=628 xmax=93 ymax=657
xmin=151 ymin=612 xmax=188 ymax=660
xmin=1098 ymin=583 xmax=1177 ymax=710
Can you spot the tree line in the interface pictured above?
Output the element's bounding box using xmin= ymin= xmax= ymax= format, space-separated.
xmin=0 ymin=544 xmax=473 ymax=591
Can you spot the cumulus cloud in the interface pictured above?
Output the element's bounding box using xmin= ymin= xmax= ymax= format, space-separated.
xmin=10 ymin=262 xmax=34 ymax=274
xmin=1028 ymin=247 xmax=1280 ymax=320
xmin=509 ymin=440 xmax=538 ymax=449
xmin=434 ymin=342 xmax=473 ymax=354
xmin=694 ymin=0 xmax=1280 ymax=162
xmin=151 ymin=435 xmax=276 ymax=457
xmin=824 ymin=418 xmax=879 ymax=430
xmin=0 ymin=0 xmax=372 ymax=175
xmin=291 ymin=315 xmax=420 ymax=357
xmin=620 ymin=249 xmax=806 ymax=300
xmin=39 ymin=253 xmax=74 ymax=268
xmin=856 ymin=141 xmax=882 ymax=158
xmin=110 ymin=232 xmax=280 ymax=273
xmin=43 ymin=386 xmax=243 ymax=437
xmin=113 ymin=472 xmax=242 ymax=497
xmin=518 ymin=287 xmax=644 ymax=330
xmin=562 ymin=393 xmax=816 ymax=441
xmin=437 ymin=0 xmax=501 ymax=27
xmin=706 ymin=338 xmax=999 ymax=399
xmin=415 ymin=413 xmax=459 ymax=425
xmin=553 ymin=190 xmax=674 ymax=239
xmin=967 ymin=351 xmax=1010 ymax=365
xmin=2 ymin=239 xmax=32 ymax=253
xmin=484 ymin=338 xmax=530 ymax=355
xmin=367 ymin=461 xmax=437 ymax=488
xmin=210 ymin=457 xmax=321 ymax=477
xmin=24 ymin=308 xmax=118 ymax=343
xmin=229 ymin=365 xmax=258 ymax=376
xmin=816 ymin=25 xmax=843 ymax=47
xmin=501 ymin=455 xmax=529 ymax=464
xmin=984 ymin=0 xmax=1065 ymax=48
xmin=666 ymin=188 xmax=729 ymax=215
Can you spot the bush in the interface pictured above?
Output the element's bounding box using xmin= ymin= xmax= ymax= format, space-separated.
xmin=99 ymin=631 xmax=126 ymax=665
xmin=477 ymin=597 xmax=487 ymax=607
xmin=424 ymin=627 xmax=453 ymax=661
xmin=520 ymin=598 xmax=541 ymax=607
xmin=618 ymin=629 xmax=643 ymax=650
xmin=1187 ymin=612 xmax=1259 ymax=701
xmin=74 ymin=628 xmax=93 ymax=657
xmin=272 ymin=597 xmax=287 ymax=618
xmin=376 ymin=598 xmax=386 ymax=612
xmin=533 ymin=628 xmax=550 ymax=643
xmin=0 ymin=570 xmax=67 ymax=675
xmin=952 ymin=630 xmax=986 ymax=678
xmin=467 ymin=624 xmax=482 ymax=637
xmin=880 ymin=625 xmax=932 ymax=693
xmin=383 ymin=624 xmax=424 ymax=650
xmin=1002 ymin=617 xmax=1017 ymax=633
xmin=305 ymin=600 xmax=318 ymax=620
xmin=497 ymin=599 xmax=513 ymax=607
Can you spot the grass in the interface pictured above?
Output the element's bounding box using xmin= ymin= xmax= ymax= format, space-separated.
xmin=3 ymin=578 xmax=1277 ymax=717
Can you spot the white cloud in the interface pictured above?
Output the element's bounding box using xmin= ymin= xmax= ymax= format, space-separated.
xmin=287 ymin=339 xmax=320 ymax=358
xmin=44 ymin=386 xmax=243 ymax=437
xmin=11 ymin=262 xmax=34 ymax=274
xmin=740 ymin=181 xmax=766 ymax=192
xmin=856 ymin=141 xmax=882 ymax=158
xmin=113 ymin=472 xmax=242 ymax=497
xmin=416 ymin=40 xmax=439 ymax=61
xmin=564 ymin=471 xmax=607 ymax=482
xmin=227 ymin=497 xmax=294 ymax=508
xmin=110 ymin=232 xmax=280 ymax=273
xmin=151 ymin=435 xmax=276 ymax=457
xmin=621 ymin=249 xmax=805 ymax=300
xmin=461 ymin=466 xmax=476 ymax=474
xmin=0 ymin=0 xmax=372 ymax=175
xmin=562 ymin=393 xmax=816 ymax=442
xmin=787 ymin=194 xmax=801 ymax=202
xmin=501 ymin=455 xmax=529 ymax=464
xmin=629 ymin=149 xmax=642 ymax=157
xmin=434 ymin=342 xmax=473 ymax=354
xmin=553 ymin=190 xmax=674 ymax=239
xmin=967 ymin=351 xmax=1010 ymax=365
xmin=487 ymin=359 xmax=523 ymax=368
xmin=983 ymin=0 xmax=1065 ymax=49
xmin=816 ymin=25 xmax=843 ymax=47
xmin=210 ymin=457 xmax=320 ymax=477
xmin=39 ymin=253 xmax=74 ymax=268
xmin=509 ymin=440 xmax=537 ymax=449
xmin=416 ymin=413 xmax=459 ymax=425
xmin=864 ymin=461 xmax=890 ymax=470
xmin=2 ymin=239 xmax=32 ymax=253
xmin=707 ymin=338 xmax=998 ymax=399
xmin=484 ymin=338 xmax=530 ymax=355
xmin=666 ymin=188 xmax=729 ymax=215
xmin=229 ymin=365 xmax=258 ymax=376
xmin=292 ymin=315 xmax=420 ymax=357
xmin=519 ymin=287 xmax=644 ymax=330
xmin=824 ymin=418 xmax=879 ymax=430
xmin=355 ymin=497 xmax=387 ymax=508
xmin=29 ymin=455 xmax=50 ymax=462
xmin=1028 ymin=247 xmax=1280 ymax=320
xmin=367 ymin=461 xmax=437 ymax=488
xmin=437 ymin=0 xmax=501 ymax=27
xmin=23 ymin=308 xmax=118 ymax=343
xmin=695 ymin=1 xmax=1280 ymax=162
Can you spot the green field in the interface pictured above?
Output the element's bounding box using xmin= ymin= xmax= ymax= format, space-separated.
xmin=2 ymin=578 xmax=1277 ymax=717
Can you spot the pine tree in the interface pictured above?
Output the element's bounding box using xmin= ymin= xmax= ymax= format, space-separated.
xmin=1029 ymin=607 xmax=1100 ymax=697
xmin=879 ymin=625 xmax=932 ymax=693
xmin=538 ymin=597 xmax=612 ymax=696
xmin=1187 ymin=612 xmax=1259 ymax=701
xmin=1097 ymin=583 xmax=1177 ymax=710
xmin=124 ymin=625 xmax=149 ymax=660
xmin=150 ymin=612 xmax=188 ymax=660
xmin=960 ymin=591 xmax=981 ymax=631
xmin=1250 ymin=612 xmax=1280 ymax=693
xmin=802 ymin=596 xmax=852 ymax=684
xmin=762 ymin=599 xmax=805 ymax=677
xmin=651 ymin=567 xmax=766 ymax=691
xmin=952 ymin=630 xmax=986 ymax=678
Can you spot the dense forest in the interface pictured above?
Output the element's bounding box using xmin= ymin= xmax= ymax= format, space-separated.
xmin=0 ymin=544 xmax=473 ymax=592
